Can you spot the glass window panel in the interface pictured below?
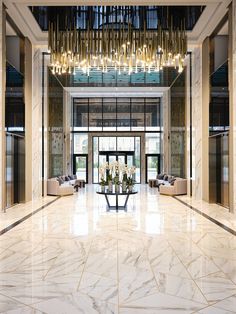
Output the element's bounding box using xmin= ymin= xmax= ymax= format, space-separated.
xmin=73 ymin=99 xmax=88 ymax=131
xmin=102 ymin=68 xmax=117 ymax=85
xmin=145 ymin=98 xmax=160 ymax=131
xmin=93 ymin=137 xmax=99 ymax=183
xmin=117 ymin=98 xmax=130 ymax=131
xmin=131 ymin=98 xmax=145 ymax=131
xmin=103 ymin=98 xmax=116 ymax=131
xmin=147 ymin=156 xmax=159 ymax=181
xmin=145 ymin=133 xmax=161 ymax=154
xmin=74 ymin=134 xmax=88 ymax=154
xmin=130 ymin=70 xmax=145 ymax=84
xmin=99 ymin=137 xmax=116 ymax=151
xmin=89 ymin=98 xmax=102 ymax=131
xmin=117 ymin=72 xmax=130 ymax=85
xmin=75 ymin=156 xmax=87 ymax=181
xmin=88 ymin=70 xmax=103 ymax=85
xmin=117 ymin=137 xmax=134 ymax=151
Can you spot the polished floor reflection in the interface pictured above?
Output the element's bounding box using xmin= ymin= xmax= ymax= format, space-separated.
xmin=1 ymin=185 xmax=236 ymax=313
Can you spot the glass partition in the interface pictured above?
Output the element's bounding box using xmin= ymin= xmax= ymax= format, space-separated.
xmin=89 ymin=98 xmax=102 ymax=131
xmin=131 ymin=99 xmax=145 ymax=131
xmin=73 ymin=97 xmax=161 ymax=132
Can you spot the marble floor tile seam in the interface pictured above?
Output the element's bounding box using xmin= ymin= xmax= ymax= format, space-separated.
xmin=0 ymin=197 xmax=60 ymax=237
xmin=118 ymin=291 xmax=208 ymax=313
xmin=166 ymin=236 xmax=233 ymax=301
xmin=0 ymin=197 xmax=57 ymax=223
xmin=176 ymin=233 xmax=236 ymax=284
xmin=163 ymin=238 xmax=210 ymax=305
xmin=175 ymin=196 xmax=236 ymax=235
xmin=191 ymin=293 xmax=236 ymax=314
xmin=0 ymin=291 xmax=36 ymax=313
xmin=74 ymin=217 xmax=119 ymax=295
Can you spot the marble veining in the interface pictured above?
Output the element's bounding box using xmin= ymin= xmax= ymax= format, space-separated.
xmin=1 ymin=185 xmax=236 ymax=313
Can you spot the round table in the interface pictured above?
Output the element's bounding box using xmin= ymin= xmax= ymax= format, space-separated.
xmin=96 ymin=187 xmax=138 ymax=211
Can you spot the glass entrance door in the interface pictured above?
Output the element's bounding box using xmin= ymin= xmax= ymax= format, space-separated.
xmin=73 ymin=154 xmax=88 ymax=183
xmin=146 ymin=154 xmax=160 ymax=183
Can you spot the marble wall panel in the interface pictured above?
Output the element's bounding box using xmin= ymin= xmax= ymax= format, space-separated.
xmin=191 ymin=46 xmax=203 ymax=200
xmin=32 ymin=48 xmax=43 ymax=199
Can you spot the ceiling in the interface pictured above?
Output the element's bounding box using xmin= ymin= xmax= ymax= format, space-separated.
xmin=29 ymin=6 xmax=205 ymax=31
xmin=4 ymin=0 xmax=231 ymax=46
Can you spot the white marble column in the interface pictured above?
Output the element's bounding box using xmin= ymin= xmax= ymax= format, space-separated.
xmin=201 ymin=38 xmax=210 ymax=202
xmin=32 ymin=48 xmax=44 ymax=199
xmin=191 ymin=45 xmax=203 ymax=200
xmin=162 ymin=90 xmax=170 ymax=173
xmin=0 ymin=2 xmax=6 ymax=211
xmin=25 ymin=38 xmax=33 ymax=202
xmin=185 ymin=54 xmax=191 ymax=196
xmin=229 ymin=2 xmax=236 ymax=212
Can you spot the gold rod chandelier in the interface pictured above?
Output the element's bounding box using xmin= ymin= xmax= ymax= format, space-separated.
xmin=48 ymin=7 xmax=187 ymax=75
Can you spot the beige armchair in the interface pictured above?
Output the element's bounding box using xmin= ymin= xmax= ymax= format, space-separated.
xmin=47 ymin=179 xmax=74 ymax=196
xmin=159 ymin=178 xmax=187 ymax=196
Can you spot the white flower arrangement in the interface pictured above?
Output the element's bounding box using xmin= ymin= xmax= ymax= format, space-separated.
xmin=99 ymin=161 xmax=136 ymax=186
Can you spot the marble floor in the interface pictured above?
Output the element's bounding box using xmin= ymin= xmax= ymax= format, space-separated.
xmin=1 ymin=185 xmax=236 ymax=313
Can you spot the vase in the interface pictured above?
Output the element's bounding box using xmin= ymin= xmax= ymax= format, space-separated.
xmin=108 ymin=180 xmax=113 ymax=192
xmin=128 ymin=185 xmax=133 ymax=192
xmin=115 ymin=183 xmax=119 ymax=193
xmin=101 ymin=185 xmax=105 ymax=193
xmin=122 ymin=180 xmax=127 ymax=192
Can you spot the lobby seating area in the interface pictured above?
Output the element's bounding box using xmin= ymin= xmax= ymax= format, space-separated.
xmin=159 ymin=177 xmax=187 ymax=196
xmin=47 ymin=175 xmax=85 ymax=196
xmin=148 ymin=174 xmax=187 ymax=196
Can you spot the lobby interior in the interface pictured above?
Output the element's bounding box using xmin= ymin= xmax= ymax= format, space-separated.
xmin=1 ymin=0 xmax=236 ymax=313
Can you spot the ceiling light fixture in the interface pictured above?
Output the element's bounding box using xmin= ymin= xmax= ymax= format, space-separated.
xmin=48 ymin=6 xmax=187 ymax=76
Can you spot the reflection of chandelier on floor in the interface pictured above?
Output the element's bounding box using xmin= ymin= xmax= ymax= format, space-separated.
xmin=48 ymin=7 xmax=187 ymax=76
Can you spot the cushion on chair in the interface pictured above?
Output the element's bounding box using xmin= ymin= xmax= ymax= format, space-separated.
xmin=57 ymin=177 xmax=64 ymax=185
xmin=168 ymin=176 xmax=175 ymax=183
xmin=163 ymin=175 xmax=169 ymax=181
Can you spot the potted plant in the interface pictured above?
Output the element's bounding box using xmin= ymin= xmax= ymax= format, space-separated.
xmin=107 ymin=173 xmax=113 ymax=192
xmin=122 ymin=171 xmax=127 ymax=192
xmin=113 ymin=174 xmax=120 ymax=193
xmin=126 ymin=177 xmax=135 ymax=192
xmin=99 ymin=177 xmax=106 ymax=192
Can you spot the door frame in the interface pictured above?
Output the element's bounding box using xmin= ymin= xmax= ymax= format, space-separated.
xmin=145 ymin=154 xmax=161 ymax=183
xmin=99 ymin=151 xmax=135 ymax=165
xmin=73 ymin=154 xmax=88 ymax=183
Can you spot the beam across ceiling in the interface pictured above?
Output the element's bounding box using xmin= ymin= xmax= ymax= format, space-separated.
xmin=3 ymin=0 xmax=231 ymax=46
